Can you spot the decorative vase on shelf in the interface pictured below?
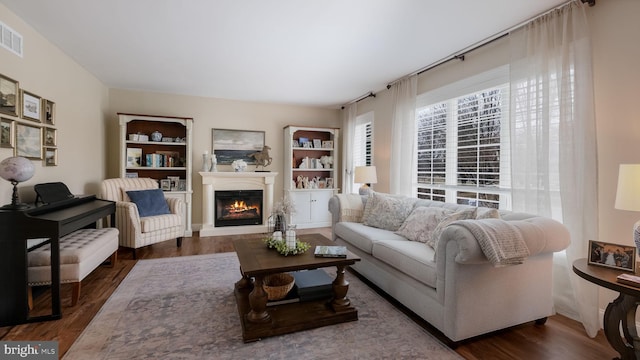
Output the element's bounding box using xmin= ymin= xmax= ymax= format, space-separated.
xmin=211 ymin=154 xmax=217 ymax=172
xmin=151 ymin=130 xmax=163 ymax=142
xmin=202 ymin=151 xmax=211 ymax=172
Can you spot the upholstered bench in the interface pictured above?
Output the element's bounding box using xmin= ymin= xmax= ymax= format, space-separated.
xmin=27 ymin=227 xmax=119 ymax=308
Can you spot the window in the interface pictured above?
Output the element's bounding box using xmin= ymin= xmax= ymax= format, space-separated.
xmin=415 ymin=67 xmax=510 ymax=209
xmin=352 ymin=111 xmax=373 ymax=192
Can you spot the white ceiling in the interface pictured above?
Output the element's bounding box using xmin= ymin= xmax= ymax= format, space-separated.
xmin=1 ymin=0 xmax=568 ymax=108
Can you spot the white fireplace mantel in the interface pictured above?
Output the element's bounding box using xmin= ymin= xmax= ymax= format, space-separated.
xmin=200 ymin=171 xmax=278 ymax=236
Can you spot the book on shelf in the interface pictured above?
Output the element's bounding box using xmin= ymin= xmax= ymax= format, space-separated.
xmin=616 ymin=273 xmax=640 ymax=287
xmin=314 ymin=245 xmax=347 ymax=258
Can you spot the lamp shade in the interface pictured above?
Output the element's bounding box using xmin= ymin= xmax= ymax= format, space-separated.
xmin=0 ymin=156 xmax=34 ymax=183
xmin=615 ymin=164 xmax=640 ymax=211
xmin=354 ymin=166 xmax=377 ymax=184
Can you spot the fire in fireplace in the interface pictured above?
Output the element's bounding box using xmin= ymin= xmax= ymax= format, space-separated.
xmin=215 ymin=190 xmax=263 ymax=227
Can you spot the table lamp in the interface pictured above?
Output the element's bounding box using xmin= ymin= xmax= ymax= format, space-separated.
xmin=354 ymin=166 xmax=377 ymax=195
xmin=614 ymin=164 xmax=640 ymax=253
xmin=0 ymin=156 xmax=35 ymax=209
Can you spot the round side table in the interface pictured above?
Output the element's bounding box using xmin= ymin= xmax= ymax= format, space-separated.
xmin=573 ymin=258 xmax=640 ymax=360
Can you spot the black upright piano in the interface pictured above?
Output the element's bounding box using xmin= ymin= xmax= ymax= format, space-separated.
xmin=0 ymin=194 xmax=115 ymax=326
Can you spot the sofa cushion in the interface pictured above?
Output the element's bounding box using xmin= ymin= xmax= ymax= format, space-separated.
xmin=426 ymin=208 xmax=477 ymax=251
xmin=335 ymin=222 xmax=407 ymax=254
xmin=395 ymin=206 xmax=453 ymax=243
xmin=361 ymin=192 xmax=417 ymax=231
xmin=139 ymin=213 xmax=182 ymax=233
xmin=126 ymin=189 xmax=171 ymax=217
xmin=371 ymin=240 xmax=437 ymax=288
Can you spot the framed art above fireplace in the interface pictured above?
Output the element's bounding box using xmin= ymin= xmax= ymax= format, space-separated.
xmin=211 ymin=128 xmax=265 ymax=165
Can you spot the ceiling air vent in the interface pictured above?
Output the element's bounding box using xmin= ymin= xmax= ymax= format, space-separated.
xmin=0 ymin=21 xmax=23 ymax=57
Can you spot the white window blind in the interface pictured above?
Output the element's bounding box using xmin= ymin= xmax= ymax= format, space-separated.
xmin=415 ymin=67 xmax=510 ymax=209
xmin=352 ymin=112 xmax=374 ymax=192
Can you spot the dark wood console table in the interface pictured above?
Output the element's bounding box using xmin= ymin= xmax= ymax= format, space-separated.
xmin=0 ymin=196 xmax=115 ymax=326
xmin=573 ymin=258 xmax=640 ymax=360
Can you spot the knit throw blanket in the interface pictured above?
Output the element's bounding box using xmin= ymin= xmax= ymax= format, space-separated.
xmin=336 ymin=194 xmax=364 ymax=223
xmin=452 ymin=219 xmax=530 ymax=266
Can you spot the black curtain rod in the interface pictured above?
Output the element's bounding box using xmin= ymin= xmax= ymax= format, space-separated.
xmin=341 ymin=92 xmax=375 ymax=109
xmin=385 ymin=0 xmax=595 ymax=89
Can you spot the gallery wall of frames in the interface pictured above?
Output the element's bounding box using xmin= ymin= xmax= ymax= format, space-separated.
xmin=0 ymin=72 xmax=57 ymax=166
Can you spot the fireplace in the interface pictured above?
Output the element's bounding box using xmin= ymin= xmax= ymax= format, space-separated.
xmin=201 ymin=171 xmax=277 ymax=236
xmin=215 ymin=190 xmax=263 ymax=227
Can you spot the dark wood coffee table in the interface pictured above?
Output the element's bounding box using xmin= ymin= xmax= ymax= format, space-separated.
xmin=233 ymin=233 xmax=361 ymax=342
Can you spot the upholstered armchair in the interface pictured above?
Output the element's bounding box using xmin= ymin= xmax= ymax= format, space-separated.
xmin=99 ymin=178 xmax=185 ymax=259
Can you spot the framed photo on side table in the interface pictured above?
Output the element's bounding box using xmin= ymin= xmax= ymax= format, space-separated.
xmin=588 ymin=240 xmax=636 ymax=272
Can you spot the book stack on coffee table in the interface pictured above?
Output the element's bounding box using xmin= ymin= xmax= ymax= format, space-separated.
xmin=293 ymin=269 xmax=334 ymax=302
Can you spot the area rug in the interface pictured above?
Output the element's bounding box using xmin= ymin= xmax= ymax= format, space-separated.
xmin=64 ymin=253 xmax=461 ymax=359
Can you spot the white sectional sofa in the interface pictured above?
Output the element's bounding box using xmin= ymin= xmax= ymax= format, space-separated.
xmin=328 ymin=192 xmax=570 ymax=343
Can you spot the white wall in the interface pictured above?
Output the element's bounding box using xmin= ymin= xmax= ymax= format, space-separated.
xmin=107 ymin=89 xmax=340 ymax=227
xmin=590 ymin=0 xmax=640 ymax=308
xmin=0 ymin=4 xmax=109 ymax=205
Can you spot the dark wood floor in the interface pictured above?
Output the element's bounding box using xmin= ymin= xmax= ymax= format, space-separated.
xmin=1 ymin=228 xmax=617 ymax=359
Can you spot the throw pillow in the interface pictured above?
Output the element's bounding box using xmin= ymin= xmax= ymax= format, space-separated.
xmin=395 ymin=206 xmax=453 ymax=242
xmin=126 ymin=189 xmax=171 ymax=217
xmin=476 ymin=208 xmax=501 ymax=219
xmin=426 ymin=208 xmax=478 ymax=251
xmin=361 ymin=192 xmax=417 ymax=231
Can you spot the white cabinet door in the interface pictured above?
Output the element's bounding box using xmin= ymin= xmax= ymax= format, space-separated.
xmin=290 ymin=191 xmax=312 ymax=226
xmin=289 ymin=190 xmax=333 ymax=229
xmin=309 ymin=190 xmax=332 ymax=225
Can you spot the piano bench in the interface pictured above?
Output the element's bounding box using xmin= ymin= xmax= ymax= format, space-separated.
xmin=27 ymin=227 xmax=119 ymax=308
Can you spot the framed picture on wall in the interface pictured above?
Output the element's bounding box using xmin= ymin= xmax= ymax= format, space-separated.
xmin=1 ymin=117 xmax=14 ymax=148
xmin=211 ymin=128 xmax=265 ymax=165
xmin=15 ymin=122 xmax=42 ymax=159
xmin=0 ymin=74 xmax=19 ymax=117
xmin=44 ymin=127 xmax=57 ymax=147
xmin=21 ymin=90 xmax=42 ymax=122
xmin=44 ymin=99 xmax=55 ymax=125
xmin=44 ymin=147 xmax=58 ymax=166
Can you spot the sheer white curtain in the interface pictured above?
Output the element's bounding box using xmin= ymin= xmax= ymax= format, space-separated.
xmin=342 ymin=103 xmax=358 ymax=194
xmin=509 ymin=0 xmax=598 ymax=336
xmin=390 ymin=76 xmax=417 ymax=196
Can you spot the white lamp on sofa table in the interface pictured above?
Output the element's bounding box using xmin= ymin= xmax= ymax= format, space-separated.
xmin=354 ymin=166 xmax=377 ymax=195
xmin=614 ymin=164 xmax=640 ymax=254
